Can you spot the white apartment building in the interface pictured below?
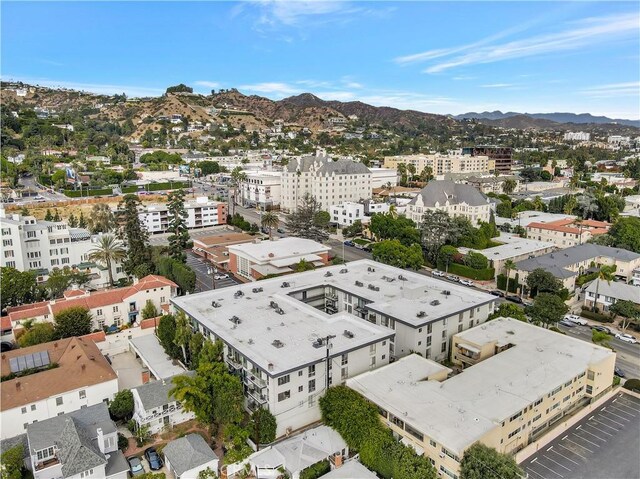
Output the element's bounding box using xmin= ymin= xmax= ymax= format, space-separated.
xmin=364 ymin=200 xmax=391 ymax=216
xmin=172 ymin=260 xmax=497 ymax=437
xmin=369 ymin=168 xmax=398 ymax=188
xmin=0 ymin=337 xmax=119 ymax=440
xmin=138 ymin=197 xmax=227 ymax=233
xmin=238 ymin=171 xmax=282 ymax=209
xmin=0 ymin=210 xmax=125 ymax=286
xmin=348 ymin=318 xmax=615 ymax=478
xmin=132 ymin=373 xmax=196 ymax=435
xmin=563 ymin=131 xmax=590 ymax=141
xmin=383 ymin=153 xmax=493 ymax=176
xmin=281 ymin=156 xmax=372 ymax=212
xmin=407 ymin=180 xmax=493 ymax=225
xmin=6 ymin=275 xmax=177 ymax=333
xmin=24 ymin=403 xmax=128 ymax=479
xmin=330 ymin=202 xmax=366 ymax=226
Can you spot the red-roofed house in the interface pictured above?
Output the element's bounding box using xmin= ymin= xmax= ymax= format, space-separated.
xmin=526 ymin=218 xmax=611 ymax=248
xmin=7 ymin=275 xmax=177 ymax=335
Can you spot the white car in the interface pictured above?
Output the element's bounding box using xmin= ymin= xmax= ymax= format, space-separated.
xmin=615 ymin=333 xmax=638 ymax=344
xmin=214 ymin=274 xmax=229 ymax=280
xmin=459 ymin=279 xmax=474 ymax=287
xmin=431 ymin=270 xmax=445 ymax=277
xmin=564 ymin=314 xmax=588 ymax=326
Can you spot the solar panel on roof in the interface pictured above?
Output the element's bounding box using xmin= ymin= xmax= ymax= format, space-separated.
xmin=8 ymin=351 xmax=50 ymax=373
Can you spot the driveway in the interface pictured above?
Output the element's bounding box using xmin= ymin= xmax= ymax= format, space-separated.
xmin=110 ymin=351 xmax=146 ymax=390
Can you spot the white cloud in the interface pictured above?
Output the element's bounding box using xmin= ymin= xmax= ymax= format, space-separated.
xmin=194 ymin=80 xmax=221 ymax=89
xmin=395 ymin=12 xmax=639 ymax=74
xmin=3 ymin=76 xmax=164 ymax=97
xmin=481 ymin=83 xmax=516 ymax=88
xmin=580 ymin=81 xmax=640 ymax=99
xmin=314 ymin=91 xmax=356 ymax=101
xmin=238 ymin=82 xmax=302 ymax=96
xmin=252 ymin=0 xmax=354 ymax=28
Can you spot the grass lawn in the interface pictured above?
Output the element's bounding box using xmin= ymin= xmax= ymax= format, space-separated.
xmin=353 ymin=237 xmax=371 ymax=245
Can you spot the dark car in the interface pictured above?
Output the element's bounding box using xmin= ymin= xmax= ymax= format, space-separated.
xmin=343 ymin=240 xmax=355 ymax=247
xmin=144 ymin=447 xmax=163 ymax=471
xmin=592 ymin=325 xmax=612 ymax=335
xmin=489 ymin=290 xmax=505 ymax=297
xmin=559 ymin=319 xmax=576 ymax=328
xmin=1 ymin=341 xmax=15 ymax=352
xmin=363 ymin=246 xmax=372 ymax=253
xmin=277 ymin=228 xmax=285 ymax=234
xmin=127 ymin=456 xmax=145 ymax=476
xmin=506 ymin=295 xmax=523 ymax=304
xmin=614 ymin=366 xmax=626 ymax=378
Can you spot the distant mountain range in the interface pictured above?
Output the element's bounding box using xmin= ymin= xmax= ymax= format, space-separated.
xmin=453 ymin=111 xmax=640 ymax=128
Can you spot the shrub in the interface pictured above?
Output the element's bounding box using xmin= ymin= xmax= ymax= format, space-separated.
xmin=118 ymin=433 xmax=130 ymax=451
xmin=437 ymin=261 xmax=494 ymax=281
xmin=496 ymin=274 xmax=522 ymax=293
xmin=623 ymin=378 xmax=640 ymax=393
xmin=300 ymin=460 xmax=330 ymax=479
xmin=580 ymin=307 xmax=614 ymax=323
xmin=63 ymin=188 xmax=113 ymax=197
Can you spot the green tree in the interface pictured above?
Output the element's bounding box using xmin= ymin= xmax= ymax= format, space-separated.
xmin=88 ymin=234 xmax=126 ymax=286
xmin=51 ymin=168 xmax=66 ymax=187
xmin=0 ymin=443 xmax=24 ymax=479
xmin=591 ymin=266 xmax=616 ymax=312
xmin=198 ymin=161 xmax=221 ymax=176
xmin=464 ymin=251 xmax=489 ymax=270
xmin=420 ymin=210 xmax=461 ymax=264
xmin=157 ymin=314 xmax=182 ymax=359
xmin=528 ymin=293 xmax=568 ymax=329
xmin=503 ymin=259 xmax=516 ymax=295
xmin=44 ymin=208 xmax=53 ymax=221
xmin=487 ymin=303 xmax=527 ymax=322
xmin=167 ymin=189 xmax=191 ymax=263
xmin=608 ymin=217 xmax=640 ymax=253
xmin=286 ymin=193 xmax=330 ymax=243
xmin=249 ymin=408 xmax=277 ymax=448
xmin=54 ymin=306 xmax=93 ymax=338
xmin=154 ymin=257 xmax=196 ymax=295
xmin=188 ymin=332 xmax=205 ymax=369
xmin=342 ymin=219 xmax=364 ymax=238
xmin=459 ymin=443 xmax=524 ymax=479
xmin=87 ymin=203 xmax=116 ymax=234
xmin=223 ymin=424 xmax=253 ymax=464
xmin=67 ymin=212 xmax=78 ymax=227
xmin=18 ymin=322 xmax=56 ymax=347
xmin=261 ymin=211 xmax=280 ymax=240
xmin=294 ymin=259 xmax=315 ymax=272
xmin=525 ymin=268 xmax=563 ymax=298
xmin=198 ymin=339 xmax=224 ymax=367
xmin=372 ymin=240 xmax=424 ymax=270
xmin=141 ymin=300 xmax=159 ymax=319
xmin=502 ymin=178 xmax=517 ymax=194
xmin=109 ymin=389 xmax=134 ymax=420
xmin=118 ymin=194 xmax=153 ymax=277
xmin=45 ymin=267 xmax=91 ymax=299
xmin=592 ymin=329 xmax=611 ymax=349
xmin=609 ymin=299 xmax=639 ymax=332
xmin=369 ymin=213 xmax=419 ymax=246
xmin=53 ymin=210 xmax=61 ymax=222
xmin=439 ymin=245 xmax=458 ymax=273
xmin=1 ymin=267 xmax=40 ymax=309
xmin=174 ymin=311 xmax=192 ymax=364
xmin=78 ymin=211 xmax=88 ymax=228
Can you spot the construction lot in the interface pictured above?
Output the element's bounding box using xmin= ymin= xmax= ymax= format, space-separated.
xmin=520 ymin=391 xmax=640 ymax=479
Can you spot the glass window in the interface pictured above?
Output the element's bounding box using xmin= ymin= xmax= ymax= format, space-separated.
xmin=277 ymin=391 xmax=291 ymax=402
xmin=278 ymin=375 xmax=290 ymax=386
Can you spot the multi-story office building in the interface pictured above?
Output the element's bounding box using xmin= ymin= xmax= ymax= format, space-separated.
xmin=0 ymin=210 xmax=125 ymax=286
xmin=407 ymin=180 xmax=493 ymax=225
xmin=172 ymin=260 xmax=497 ymax=436
xmin=237 ymin=171 xmax=282 ymax=209
xmin=281 ymin=156 xmax=372 ymax=212
xmin=138 ymin=197 xmax=227 ymax=233
xmin=0 ymin=337 xmax=119 ymax=440
xmin=462 ymin=146 xmax=513 ymax=173
xmin=348 ymin=318 xmax=615 ymax=478
xmin=383 ymin=153 xmax=493 ymax=176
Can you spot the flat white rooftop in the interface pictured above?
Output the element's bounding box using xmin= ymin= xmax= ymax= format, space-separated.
xmin=348 ymin=318 xmax=614 ymax=455
xmin=228 ymin=237 xmax=330 ymax=263
xmin=460 ymin=234 xmax=554 ymax=261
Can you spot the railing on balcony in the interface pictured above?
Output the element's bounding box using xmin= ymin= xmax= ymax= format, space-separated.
xmin=244 ymin=371 xmax=267 ymax=389
xmin=248 ymin=388 xmax=268 ymax=405
xmin=138 ymin=403 xmax=183 ymax=423
xmin=226 ymin=356 xmax=243 ymax=371
xmin=457 ymin=347 xmax=480 ymax=363
xmin=34 ymin=457 xmax=60 ymax=471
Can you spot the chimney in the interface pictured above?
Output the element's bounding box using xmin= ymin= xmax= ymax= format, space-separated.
xmin=333 ymin=453 xmax=343 ymax=468
xmin=141 ymin=370 xmax=151 ymax=384
xmin=96 ymin=428 xmax=106 ymax=453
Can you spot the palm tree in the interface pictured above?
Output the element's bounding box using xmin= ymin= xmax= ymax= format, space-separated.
xmin=88 ymin=234 xmax=126 ymax=286
xmin=502 ymin=178 xmax=517 ymax=195
xmin=261 ymin=212 xmax=279 ymax=240
xmin=592 ymin=265 xmax=616 ymax=312
xmin=504 ymin=259 xmax=516 ymax=295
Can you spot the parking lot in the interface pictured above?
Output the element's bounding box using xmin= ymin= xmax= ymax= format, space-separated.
xmin=520 ymin=391 xmax=640 ymax=479
xmin=186 ymin=251 xmax=239 ymax=291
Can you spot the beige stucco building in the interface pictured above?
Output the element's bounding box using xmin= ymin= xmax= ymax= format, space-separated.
xmin=383 ymin=153 xmax=494 ymax=176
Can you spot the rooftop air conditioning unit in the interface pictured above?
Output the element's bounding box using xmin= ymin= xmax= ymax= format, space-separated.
xmin=275 ymin=308 xmax=285 ymax=315
xmin=234 ymin=290 xmax=244 ymax=298
xmin=367 ymin=267 xmax=375 ymax=272
xmin=430 ymin=300 xmax=440 ymax=306
xmin=270 ymin=301 xmax=279 ymax=309
xmin=324 ymin=271 xmax=333 ymax=277
xmin=417 ymin=311 xmax=427 ymax=318
xmin=252 ymin=287 xmax=263 ymax=293
xmin=343 ymin=330 xmax=354 ymax=338
xmin=355 ymin=281 xmax=364 ymax=287
xmin=229 ymin=315 xmax=241 ymax=325
xmin=281 ymin=282 xmax=290 ymax=288
xmin=442 ymin=290 xmax=451 ymax=296
xmin=211 ymin=301 xmax=221 ymax=308
xmin=398 ymin=275 xmax=407 ymax=281
xmin=339 ymin=269 xmax=348 ymax=274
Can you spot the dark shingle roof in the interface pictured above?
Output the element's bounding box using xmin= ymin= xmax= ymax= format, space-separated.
xmin=284 ymin=156 xmax=370 ymax=175
xmin=408 ymin=180 xmax=489 ymax=207
xmin=163 ymin=434 xmax=218 ymax=476
xmin=133 ymin=372 xmax=195 ymax=410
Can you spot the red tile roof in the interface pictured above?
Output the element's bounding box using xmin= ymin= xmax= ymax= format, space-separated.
xmin=63 ymin=289 xmax=88 ymax=299
xmin=1 ymin=316 xmax=12 ymax=331
xmin=527 ymin=218 xmax=611 ymax=236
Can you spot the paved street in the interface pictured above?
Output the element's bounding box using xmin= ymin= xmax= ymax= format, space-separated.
xmin=520 ymin=392 xmax=640 ymax=479
xmin=557 ymin=324 xmax=640 ymax=379
xmin=185 ymin=251 xmax=238 ymax=292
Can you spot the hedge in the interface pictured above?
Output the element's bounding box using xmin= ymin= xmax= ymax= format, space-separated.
xmin=147 ymin=181 xmax=189 ymax=191
xmin=580 ymin=307 xmax=614 ymax=323
xmin=63 ymin=187 xmax=113 ymax=197
xmin=623 ymin=378 xmax=640 ymax=393
xmin=437 ymin=261 xmax=495 ymax=281
xmin=496 ymin=273 xmax=522 ymax=293
xmin=300 ymin=460 xmax=330 ymax=479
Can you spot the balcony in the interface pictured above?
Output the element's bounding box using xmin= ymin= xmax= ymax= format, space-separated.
xmin=245 ymin=371 xmax=267 ymax=389
xmin=456 ymin=346 xmax=480 ymax=364
xmin=248 ymin=388 xmax=268 ymax=405
xmin=138 ymin=403 xmax=183 ymax=423
xmin=226 ymin=356 xmax=243 ymax=371
xmin=34 ymin=457 xmax=60 ymax=471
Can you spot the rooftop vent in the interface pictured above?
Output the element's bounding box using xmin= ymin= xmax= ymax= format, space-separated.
xmin=270 ymin=301 xmax=279 ymax=309
xmin=275 ymin=308 xmax=285 ymax=315
xmin=416 ymin=311 xmax=427 ymax=318
xmin=368 ymin=284 xmax=380 ymax=291
xmin=229 ymin=315 xmax=241 ymax=325
xmin=367 ymin=267 xmax=375 ymax=272
xmin=211 ymin=301 xmax=221 ymax=308
xmin=252 ymin=287 xmax=263 ymax=293
xmin=398 ymin=275 xmax=407 ymax=281
xmin=234 ymin=290 xmax=244 ymax=298
xmin=324 ymin=271 xmax=333 ymax=277
xmin=281 ymin=281 xmax=290 ymax=288
xmin=343 ymin=330 xmax=355 ymax=339
xmin=272 ymin=339 xmax=284 ymax=348
xmin=355 ymin=280 xmax=364 ymax=287
xmin=430 ymin=300 xmax=440 ymax=306
xmin=339 ymin=269 xmax=348 ymax=274
xmin=441 ymin=290 xmax=451 ymax=296
xmin=312 ymin=338 xmax=325 ymax=348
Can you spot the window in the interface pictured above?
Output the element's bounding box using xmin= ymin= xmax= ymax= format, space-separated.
xmin=308 ymin=365 xmax=316 ymax=377
xmin=370 ymin=356 xmax=376 ymax=367
xmin=534 ymin=398 xmax=543 ymax=406
xmin=341 ymin=354 xmax=348 ymax=365
xmin=427 ymin=324 xmax=432 ymax=334
xmin=508 ymin=427 xmax=521 ymax=439
xmin=113 ymin=306 xmax=119 ymax=312
xmin=56 ymin=397 xmax=63 ymax=406
xmin=298 ymin=386 xmax=303 ymax=392
xmin=458 ymin=324 xmax=463 ymax=333
xmin=308 ymin=379 xmax=316 ymax=393
xmin=563 ymin=395 xmax=570 ymax=402
xmin=430 ymin=439 xmax=437 ymax=447
xmin=341 ymin=367 xmax=348 ymax=380
xmin=278 ymin=375 xmax=290 ymax=386
xmin=587 ymin=371 xmax=595 ymax=380
xmin=509 ymin=411 xmax=522 ymax=422
xmin=441 ymin=330 xmax=446 ymax=339
xmin=426 ymin=336 xmax=432 ymax=346
xmin=160 ymin=296 xmax=166 ymax=303
xmin=31 ymin=404 xmax=36 ymax=411
xmin=370 ymin=344 xmax=376 ymax=354
xmin=586 ymin=385 xmax=593 ymax=395
xmin=21 ymin=407 xmax=27 ymax=414
xmin=36 ymin=447 xmax=55 ymax=461
xmin=96 ymin=309 xmax=103 ymax=316
xmin=277 ymin=391 xmax=291 ymax=402
xmin=405 ymin=424 xmax=424 ymax=441
xmin=532 ymin=414 xmax=542 ymax=422
xmin=79 ymin=390 xmax=86 ymax=400
xmin=441 ymin=342 xmax=447 ymax=353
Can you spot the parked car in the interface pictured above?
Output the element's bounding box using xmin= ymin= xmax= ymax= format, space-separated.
xmin=0 ymin=341 xmax=15 ymax=352
xmin=459 ymin=279 xmax=474 ymax=287
xmin=559 ymin=319 xmax=576 ymax=328
xmin=489 ymin=290 xmax=505 ymax=297
xmin=431 ymin=270 xmax=445 ymax=277
xmin=214 ymin=274 xmax=229 ymax=280
xmin=592 ymin=325 xmax=612 ymax=334
xmin=506 ymin=295 xmax=523 ymax=304
xmin=614 ymin=366 xmax=626 ymax=378
xmin=128 ymin=456 xmax=145 ymax=476
xmin=144 ymin=448 xmax=163 ymax=471
xmin=615 ymin=333 xmax=638 ymax=344
xmin=343 ymin=240 xmax=355 ymax=247
xmin=363 ymin=246 xmax=372 ymax=253
xmin=564 ymin=314 xmax=588 ymax=326
xmin=277 ymin=228 xmax=285 ymax=234
xmin=446 ymin=274 xmax=459 ymax=282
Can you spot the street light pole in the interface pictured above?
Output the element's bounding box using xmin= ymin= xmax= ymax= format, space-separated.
xmin=207 ymin=266 xmax=218 ymax=290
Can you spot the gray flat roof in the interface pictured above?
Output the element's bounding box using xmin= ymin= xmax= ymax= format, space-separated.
xmin=348 ymin=318 xmax=614 ymax=455
xmin=129 ymin=335 xmax=185 ymax=380
xmin=319 ymin=461 xmax=378 ymax=479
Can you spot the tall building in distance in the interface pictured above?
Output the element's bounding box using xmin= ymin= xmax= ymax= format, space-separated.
xmin=462 ymin=146 xmax=513 ymax=173
xmin=563 ymin=131 xmax=591 ymax=141
xmin=383 ymin=152 xmax=493 ymax=176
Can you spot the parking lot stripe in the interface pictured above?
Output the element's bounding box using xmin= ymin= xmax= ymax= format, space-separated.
xmin=525 ymin=467 xmax=546 ymax=479
xmin=582 ymin=423 xmax=612 ymax=438
xmin=596 ymin=414 xmax=626 ymax=427
xmin=608 ymin=404 xmax=637 ymax=418
xmin=565 ymin=437 xmax=594 ymax=453
xmin=590 ymin=418 xmax=619 ymax=432
xmin=533 ymin=459 xmax=564 ymax=477
xmin=542 ymin=454 xmax=572 ymax=471
xmin=613 ymin=399 xmax=640 ymax=414
xmin=556 ymin=442 xmax=587 ymax=460
xmin=602 ymin=409 xmax=631 ymax=422
xmin=574 ymin=429 xmax=605 ymax=446
xmin=548 ymin=448 xmax=580 ymax=466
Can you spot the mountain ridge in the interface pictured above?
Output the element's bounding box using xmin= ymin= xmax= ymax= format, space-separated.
xmin=453 ymin=110 xmax=640 ymax=128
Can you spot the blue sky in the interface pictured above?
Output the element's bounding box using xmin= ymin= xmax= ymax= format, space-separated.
xmin=2 ymin=1 xmax=639 ymax=119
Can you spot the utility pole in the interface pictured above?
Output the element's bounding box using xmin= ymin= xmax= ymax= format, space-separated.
xmin=207 ymin=266 xmax=217 ymax=290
